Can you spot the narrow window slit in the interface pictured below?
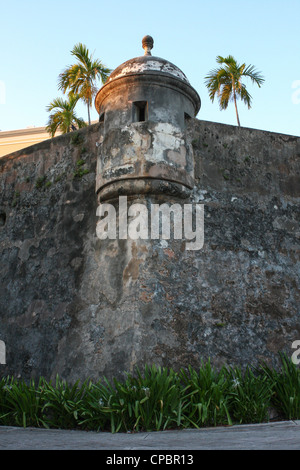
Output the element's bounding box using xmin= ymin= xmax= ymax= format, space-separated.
xmin=133 ymin=101 xmax=148 ymax=122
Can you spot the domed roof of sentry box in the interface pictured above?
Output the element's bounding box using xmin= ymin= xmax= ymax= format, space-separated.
xmin=106 ymin=35 xmax=190 ymax=85
xmin=95 ymin=35 xmax=201 ymax=117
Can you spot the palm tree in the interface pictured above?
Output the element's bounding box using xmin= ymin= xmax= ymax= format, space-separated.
xmin=46 ymin=94 xmax=87 ymax=137
xmin=204 ymin=55 xmax=264 ymax=126
xmin=58 ymin=43 xmax=111 ymax=125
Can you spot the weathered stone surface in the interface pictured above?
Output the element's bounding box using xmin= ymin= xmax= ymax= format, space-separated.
xmin=0 ymin=120 xmax=299 ymax=383
xmin=0 ymin=126 xmax=99 ymax=379
xmin=96 ymin=121 xmax=195 ymax=200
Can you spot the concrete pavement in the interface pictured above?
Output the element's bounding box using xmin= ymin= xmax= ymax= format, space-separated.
xmin=0 ymin=420 xmax=299 ymax=450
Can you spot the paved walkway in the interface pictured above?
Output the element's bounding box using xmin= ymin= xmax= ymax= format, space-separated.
xmin=0 ymin=420 xmax=299 ymax=450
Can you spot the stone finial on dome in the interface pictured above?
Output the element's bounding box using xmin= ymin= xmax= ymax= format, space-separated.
xmin=142 ymin=35 xmax=154 ymax=56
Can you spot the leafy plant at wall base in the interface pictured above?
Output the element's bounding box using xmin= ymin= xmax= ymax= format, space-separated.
xmin=0 ymin=377 xmax=48 ymax=428
xmin=0 ymin=356 xmax=299 ymax=433
xmin=179 ymin=360 xmax=232 ymax=427
xmin=128 ymin=365 xmax=185 ymax=432
xmin=41 ymin=376 xmax=91 ymax=429
xmin=84 ymin=365 xmax=185 ymax=433
xmin=226 ymin=366 xmax=273 ymax=424
xmin=76 ymin=382 xmax=111 ymax=432
xmin=260 ymin=354 xmax=300 ymax=420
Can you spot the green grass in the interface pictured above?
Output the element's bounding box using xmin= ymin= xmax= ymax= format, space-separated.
xmin=0 ymin=354 xmax=299 ymax=433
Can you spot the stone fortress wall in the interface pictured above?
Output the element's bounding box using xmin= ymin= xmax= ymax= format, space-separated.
xmin=0 ymin=35 xmax=299 ymax=382
xmin=0 ymin=118 xmax=299 ymax=382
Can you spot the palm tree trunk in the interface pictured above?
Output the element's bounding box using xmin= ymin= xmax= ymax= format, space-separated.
xmin=233 ymin=88 xmax=241 ymax=127
xmin=87 ymin=103 xmax=91 ymax=126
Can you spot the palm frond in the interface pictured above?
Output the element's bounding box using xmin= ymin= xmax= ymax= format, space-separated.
xmin=240 ymin=84 xmax=252 ymax=109
xmin=45 ymin=94 xmax=86 ymax=137
xmin=219 ymin=83 xmax=232 ymax=110
xmin=242 ymin=64 xmax=265 ymax=87
xmin=71 ymin=43 xmax=92 ymax=69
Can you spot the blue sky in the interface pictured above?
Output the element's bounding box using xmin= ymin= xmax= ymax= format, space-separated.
xmin=0 ymin=0 xmax=299 ymax=136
